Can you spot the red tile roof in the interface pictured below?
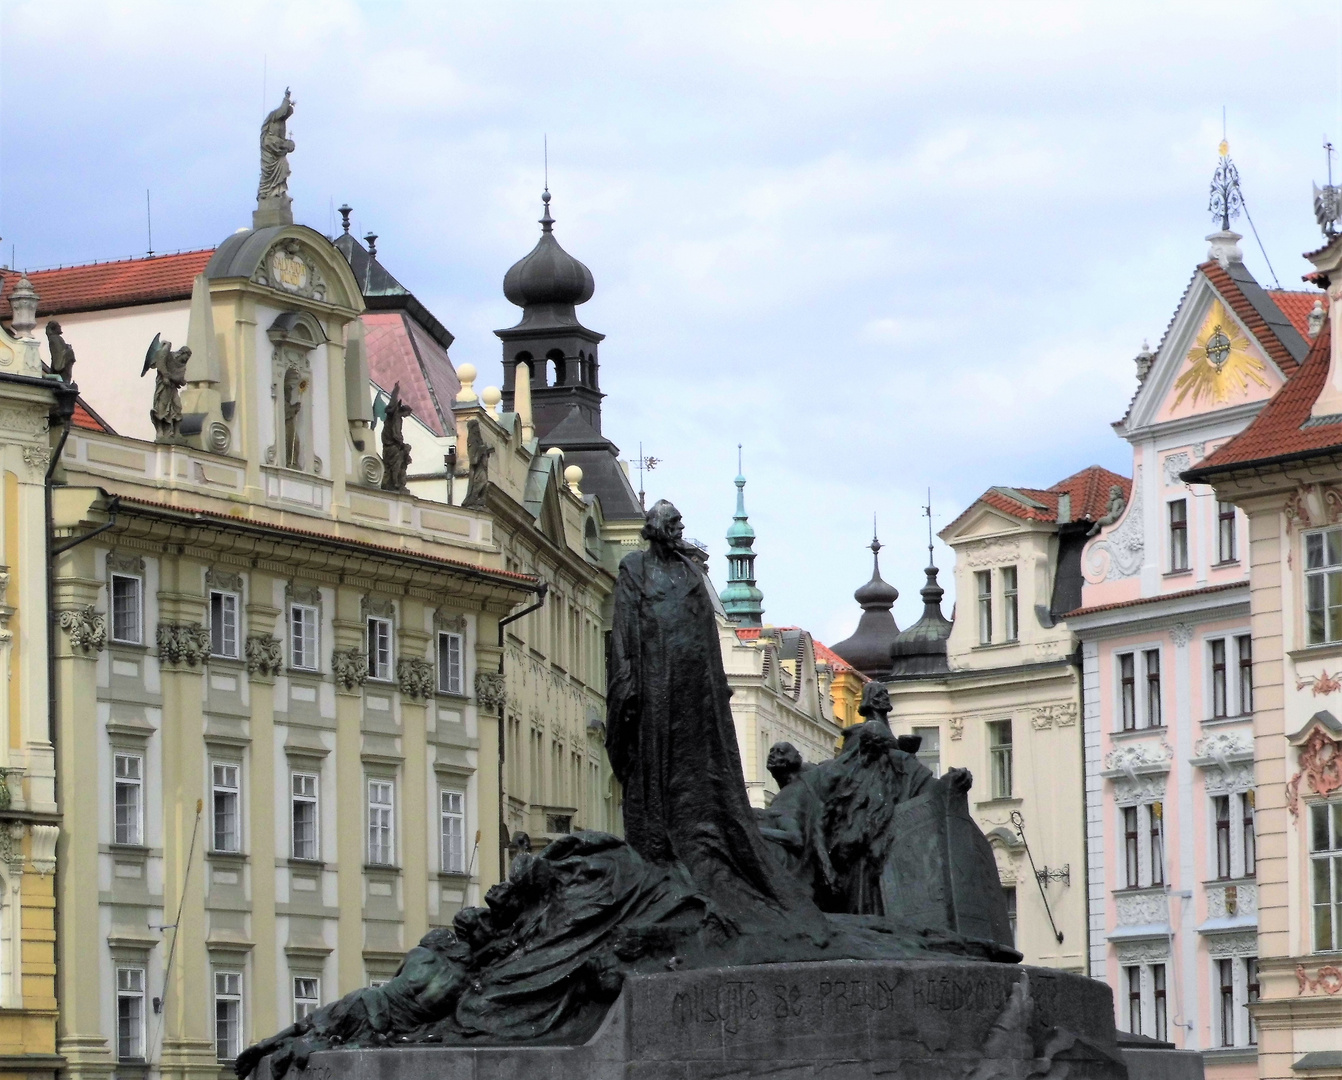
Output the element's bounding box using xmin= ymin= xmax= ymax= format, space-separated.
xmin=814 ymin=639 xmax=869 ymax=680
xmin=972 ymin=465 xmax=1132 ymax=526
xmin=1185 ymin=321 xmax=1342 ymax=476
xmin=1 ymin=250 xmax=215 ymax=319
xmin=1064 ymin=580 xmax=1247 ymax=620
xmin=1200 ymin=260 xmax=1304 ymax=376
xmin=73 ymin=400 xmax=112 ymax=432
xmin=1268 ymin=289 xmax=1325 ymax=341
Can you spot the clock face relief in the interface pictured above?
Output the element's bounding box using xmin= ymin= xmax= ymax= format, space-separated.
xmin=1171 ymin=298 xmax=1268 ymax=409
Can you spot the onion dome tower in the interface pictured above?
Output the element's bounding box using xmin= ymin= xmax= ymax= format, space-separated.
xmin=888 ymin=555 xmax=952 ymax=678
xmin=829 ymin=528 xmax=900 ymax=679
xmin=719 ymin=459 xmax=764 ymax=626
xmin=496 ymin=191 xmax=642 ymax=518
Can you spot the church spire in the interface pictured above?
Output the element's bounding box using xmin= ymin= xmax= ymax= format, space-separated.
xmin=720 ymin=447 xmax=764 ymax=627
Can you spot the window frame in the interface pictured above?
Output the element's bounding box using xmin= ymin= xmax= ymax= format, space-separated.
xmin=1305 ymin=527 xmax=1342 ymax=645
xmin=211 ymin=761 xmax=241 ymax=854
xmin=1123 ymin=806 xmax=1139 ymax=889
xmin=987 ymin=719 xmax=1012 ymax=799
xmin=437 ymin=631 xmax=464 ymax=696
xmin=293 ymin=976 xmax=320 ymax=1023
xmin=116 ymin=966 xmax=146 ymax=1062
xmin=440 ymin=788 xmax=466 ymax=875
xmin=1168 ymin=499 xmax=1189 ymax=572
xmin=1002 ymin=885 xmax=1017 ymax=946
xmin=1002 ymin=566 xmax=1019 ymax=642
xmin=1217 ymin=500 xmax=1238 ymax=563
xmin=912 ymin=726 xmax=940 ymax=777
xmin=113 ymin=752 xmax=144 ymax=847
xmin=291 ymin=771 xmax=319 ymax=862
xmin=1149 ymin=800 xmax=1164 ymax=887
xmin=1210 ymin=638 xmax=1228 ymax=719
xmin=367 ymin=616 xmax=393 ymax=682
xmin=209 ymin=589 xmax=240 ymax=659
xmin=1310 ymin=800 xmax=1342 ymax=952
xmin=289 ymin=603 xmax=320 ymax=672
xmin=214 ymin=969 xmax=243 ymax=1062
xmin=110 ymin=572 xmax=144 ymax=646
xmin=1144 ymin=649 xmax=1163 ymax=728
xmin=1119 ymin=652 xmax=1137 ymax=731
xmin=1237 ymin=635 xmax=1253 ymax=715
xmin=367 ymin=778 xmax=396 ymax=866
xmin=976 ymin=570 xmax=993 ymax=645
xmin=1215 ymin=794 xmax=1232 ymax=879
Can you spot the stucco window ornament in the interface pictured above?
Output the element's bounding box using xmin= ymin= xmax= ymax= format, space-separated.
xmin=1114 ymin=940 xmax=1170 ymax=964
xmin=0 ymin=821 xmax=25 ymax=871
xmin=244 ymin=633 xmax=283 ymax=677
xmin=1206 ymin=885 xmax=1257 ymax=921
xmin=1031 ymin=702 xmax=1077 ymax=730
xmin=1192 ymin=732 xmax=1254 ymax=794
xmin=1285 ymin=483 xmax=1342 ymax=530
xmin=58 ymin=606 xmax=106 ymax=654
xmin=1286 ymin=725 xmax=1342 ymax=818
xmin=1297 ymin=670 xmax=1342 ymax=697
xmin=1084 ymin=467 xmax=1144 ymax=582
xmin=1104 ymin=742 xmax=1173 ymax=805
xmin=1115 ymin=891 xmax=1169 ymax=927
xmin=156 ymin=624 xmax=210 ymax=667
xmin=475 ymin=671 xmax=507 ymax=712
xmin=965 ymin=539 xmax=1020 ymax=569
xmin=331 ymin=648 xmax=369 ymax=692
xmin=206 ymin=567 xmax=244 ymax=594
xmin=20 ymin=444 xmax=50 ymax=473
xmin=107 ymin=552 xmax=146 ymax=574
xmin=948 ymin=716 xmax=965 ymax=741
xmin=1169 ymin=623 xmax=1195 ymax=648
xmin=1161 ymin=452 xmax=1192 ymax=486
xmin=28 ymin=824 xmax=57 ymax=876
xmin=1296 ymin=964 xmax=1342 ymax=995
xmin=396 ymin=657 xmax=434 ymax=701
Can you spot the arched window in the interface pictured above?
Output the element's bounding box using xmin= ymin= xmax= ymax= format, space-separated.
xmin=546 ymin=349 xmax=566 ymax=387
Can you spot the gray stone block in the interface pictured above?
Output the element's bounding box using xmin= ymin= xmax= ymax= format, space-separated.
xmin=1119 ymin=1048 xmax=1206 ymax=1080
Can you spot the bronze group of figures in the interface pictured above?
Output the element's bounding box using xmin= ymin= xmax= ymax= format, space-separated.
xmin=237 ymin=501 xmax=1016 ymax=1077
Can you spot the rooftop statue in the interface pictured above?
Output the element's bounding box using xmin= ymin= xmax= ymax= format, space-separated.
xmin=258 ymin=89 xmax=295 ymax=203
xmin=141 ymin=333 xmax=191 ymax=443
xmin=45 ymin=320 xmax=76 ymax=384
xmin=236 ymin=500 xmax=1017 ymax=1077
xmin=378 ymin=382 xmax=413 ymax=492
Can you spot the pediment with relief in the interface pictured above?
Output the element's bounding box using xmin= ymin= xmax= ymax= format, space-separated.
xmin=252 ymin=239 xmax=328 ymax=302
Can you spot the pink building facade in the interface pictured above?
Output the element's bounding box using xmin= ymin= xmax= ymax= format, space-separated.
xmin=1069 ymin=226 xmax=1321 ymax=1079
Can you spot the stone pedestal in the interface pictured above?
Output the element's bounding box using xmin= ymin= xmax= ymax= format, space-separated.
xmin=266 ymin=960 xmax=1205 ymax=1080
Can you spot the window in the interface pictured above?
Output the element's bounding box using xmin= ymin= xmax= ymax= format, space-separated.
xmin=368 ymin=779 xmax=394 ymax=865
xmin=1310 ymin=801 xmax=1342 ymax=950
xmin=210 ymin=590 xmax=239 ymax=658
xmin=1145 ymin=650 xmax=1162 ymax=728
xmin=1243 ymin=790 xmax=1256 ymax=877
xmin=1218 ymin=959 xmax=1234 ymax=1047
xmin=1215 ymin=795 xmax=1232 ymax=879
xmin=437 ymin=631 xmax=463 ymax=695
xmin=1237 ymin=635 xmax=1253 ymax=715
xmin=976 ymin=571 xmax=992 ymax=645
xmin=1003 ymin=886 xmax=1017 ymax=946
xmin=1152 ymin=964 xmax=1167 ymax=1043
xmin=913 ymin=726 xmax=940 ymax=777
xmin=212 ymin=763 xmax=240 ymax=853
xmin=114 ymin=753 xmax=143 ymax=846
xmin=440 ymin=789 xmax=466 ymax=874
xmin=1119 ymin=653 xmax=1136 ymax=731
xmin=988 ymin=720 xmax=1012 ymax=799
xmin=293 ymin=977 xmax=319 ymax=1022
xmin=116 ymin=967 xmax=145 ymax=1061
xmin=214 ymin=970 xmax=242 ymax=1061
xmin=290 ymin=604 xmax=319 ymax=671
xmin=1123 ymin=806 xmax=1139 ymax=888
xmin=1150 ymin=801 xmax=1164 ymax=886
xmin=1169 ymin=500 xmax=1189 ymax=572
xmin=1125 ymin=966 xmax=1142 ymax=1035
xmin=1306 ymin=528 xmax=1342 ymax=644
xmin=1003 ymin=567 xmax=1019 ymax=641
xmin=1217 ymin=501 xmax=1238 ymax=563
xmin=1211 ymin=639 xmax=1228 ymax=718
xmin=291 ymin=773 xmax=318 ymax=861
xmin=111 ymin=574 xmax=143 ymax=645
xmin=1246 ymin=957 xmax=1259 ymax=1045
xmin=367 ymin=617 xmax=392 ymax=681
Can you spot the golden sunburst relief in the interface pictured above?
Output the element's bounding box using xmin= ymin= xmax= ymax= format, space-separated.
xmin=1170 ymin=299 xmax=1269 ymax=409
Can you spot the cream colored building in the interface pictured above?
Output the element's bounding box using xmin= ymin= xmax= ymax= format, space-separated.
xmin=880 ymin=467 xmax=1130 ymax=969
xmin=1184 ymin=224 xmax=1342 ymax=1080
xmin=0 ymin=281 xmax=66 ymax=1080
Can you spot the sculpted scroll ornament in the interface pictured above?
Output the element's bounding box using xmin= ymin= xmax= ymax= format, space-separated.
xmin=397 ymin=658 xmax=434 ymax=701
xmin=1103 ymin=741 xmax=1173 ymax=775
xmin=1115 ymin=891 xmax=1168 ymax=927
xmin=948 ymin=716 xmax=965 ymax=741
xmin=1285 ymin=483 xmax=1342 ymax=530
xmin=1084 ymin=466 xmax=1144 ymax=582
xmin=332 ymin=648 xmax=369 ymax=692
xmin=1114 ymin=940 xmax=1170 ymax=964
xmin=58 ymin=606 xmax=106 ymax=654
xmin=1286 ymin=726 xmax=1342 ymax=817
xmin=1206 ymin=931 xmax=1256 ymax=958
xmin=965 ymin=540 xmax=1020 ymax=569
xmin=1030 ymin=703 xmax=1077 ymax=730
xmin=21 ymin=445 xmax=50 ymax=472
xmin=157 ymin=624 xmax=210 ymax=667
xmin=253 ymin=240 xmax=327 ymax=302
xmin=244 ymin=633 xmax=283 ymax=678
xmin=1170 ymin=623 xmax=1194 ymax=648
xmin=1162 ymin=452 xmax=1191 ymax=486
xmin=475 ymin=672 xmax=507 ymax=712
xmin=1206 ymin=885 xmax=1257 ymax=921
xmin=1297 ymin=669 xmax=1342 ymax=696
xmin=1296 ymin=964 xmax=1342 ymax=995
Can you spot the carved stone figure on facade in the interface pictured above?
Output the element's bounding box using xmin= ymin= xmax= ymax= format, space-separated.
xmin=141 ymin=334 xmax=191 ymax=442
xmin=461 ymin=419 xmax=493 ymax=509
xmin=378 ymin=382 xmax=414 ymax=492
xmin=1086 ymin=484 xmax=1127 ymax=536
xmin=45 ymin=320 xmax=75 ymax=384
xmin=282 ymin=368 xmax=303 ymax=468
xmin=258 ymin=89 xmax=295 ymax=202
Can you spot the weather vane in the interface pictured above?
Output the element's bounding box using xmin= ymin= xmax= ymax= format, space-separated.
xmin=1208 ymin=138 xmax=1244 ymax=232
xmin=636 ymin=442 xmax=660 ymax=510
xmin=1315 ymin=138 xmax=1342 ymax=237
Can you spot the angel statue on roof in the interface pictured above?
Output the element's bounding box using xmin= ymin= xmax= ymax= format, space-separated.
xmin=141 ymin=334 xmax=191 ymax=443
xmin=258 ymin=89 xmax=295 ymax=202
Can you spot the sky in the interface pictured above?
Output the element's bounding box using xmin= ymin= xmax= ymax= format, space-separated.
xmin=2 ymin=1 xmax=1340 ymax=645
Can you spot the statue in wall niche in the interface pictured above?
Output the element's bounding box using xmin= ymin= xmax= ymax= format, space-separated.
xmin=378 ymin=382 xmax=413 ymax=492
xmin=45 ymin=320 xmax=75 ymax=384
xmin=258 ymin=89 xmax=295 ymax=202
xmin=460 ymin=418 xmax=493 ymax=509
xmin=141 ymin=333 xmax=191 ymax=442
xmin=235 ymin=499 xmax=1018 ymax=1073
xmin=283 ymin=368 xmax=303 ymax=468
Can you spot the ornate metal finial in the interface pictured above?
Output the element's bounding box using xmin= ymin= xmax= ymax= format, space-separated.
xmin=923 ymin=488 xmax=934 ymax=566
xmin=338 ymin=204 xmax=352 ymax=234
xmin=1315 ymin=139 xmax=1342 ymax=237
xmin=540 ymin=189 xmax=554 ymax=233
xmin=364 ymin=232 xmax=378 ymax=258
xmin=1209 ymin=139 xmax=1244 ymax=232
